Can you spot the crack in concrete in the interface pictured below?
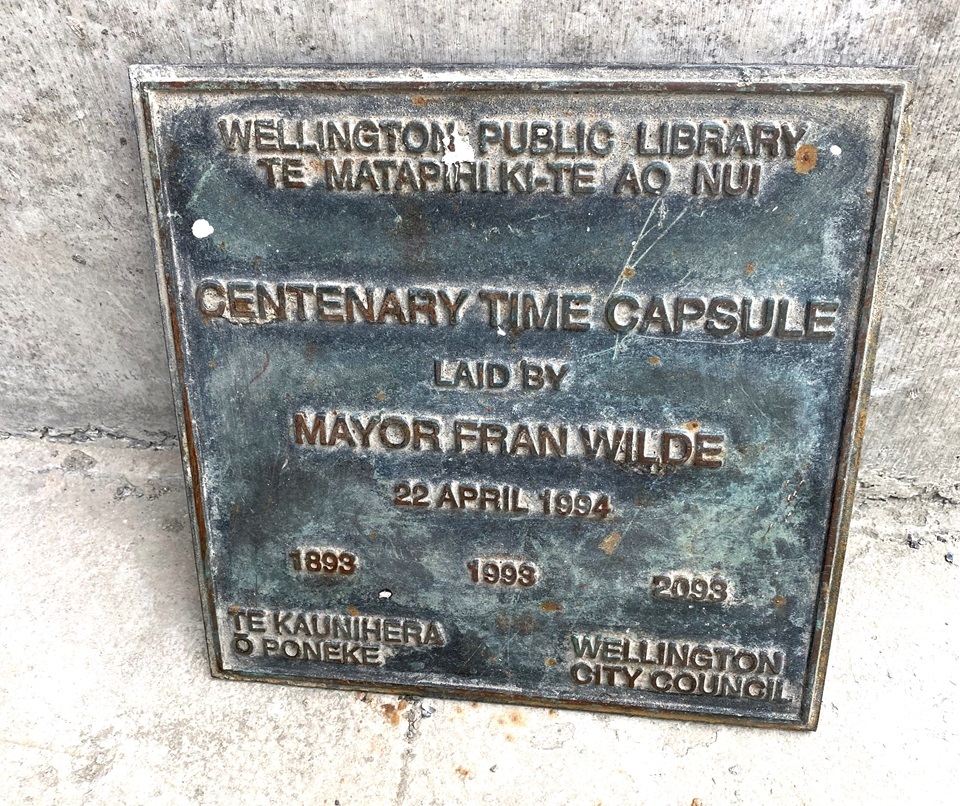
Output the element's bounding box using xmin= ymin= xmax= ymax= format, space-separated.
xmin=0 ymin=427 xmax=178 ymax=450
xmin=393 ymin=698 xmax=436 ymax=805
xmin=393 ymin=744 xmax=415 ymax=806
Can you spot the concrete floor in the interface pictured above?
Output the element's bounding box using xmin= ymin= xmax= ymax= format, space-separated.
xmin=2 ymin=435 xmax=957 ymax=805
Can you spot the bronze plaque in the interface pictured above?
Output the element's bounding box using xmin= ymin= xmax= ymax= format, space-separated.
xmin=132 ymin=66 xmax=908 ymax=728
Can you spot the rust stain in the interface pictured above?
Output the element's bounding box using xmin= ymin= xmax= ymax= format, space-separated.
xmin=621 ymin=266 xmax=636 ymax=279
xmin=455 ymin=765 xmax=471 ymax=779
xmin=544 ymin=657 xmax=558 ymax=667
xmin=540 ymin=601 xmax=564 ymax=612
xmin=685 ymin=420 xmax=701 ymax=432
xmin=745 ymin=261 xmax=756 ymax=275
xmin=691 ymin=799 xmax=705 ymax=806
xmin=381 ymin=700 xmax=408 ymax=726
xmin=374 ymin=390 xmax=387 ymax=402
xmin=411 ymin=95 xmax=428 ymax=107
xmin=497 ymin=709 xmax=527 ymax=727
xmin=647 ymin=355 xmax=661 ymax=366
xmin=346 ymin=605 xmax=359 ymax=616
xmin=599 ymin=531 xmax=623 ymax=555
xmin=773 ymin=595 xmax=787 ymax=607
xmin=794 ymin=144 xmax=818 ymax=174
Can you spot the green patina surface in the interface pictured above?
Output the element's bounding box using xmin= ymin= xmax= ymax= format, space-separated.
xmin=135 ymin=68 xmax=904 ymax=727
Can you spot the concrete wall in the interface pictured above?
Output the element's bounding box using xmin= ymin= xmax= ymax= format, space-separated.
xmin=2 ymin=2 xmax=960 ymax=492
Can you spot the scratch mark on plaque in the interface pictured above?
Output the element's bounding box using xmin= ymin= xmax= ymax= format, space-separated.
xmin=269 ymin=446 xmax=290 ymax=492
xmin=594 ymin=199 xmax=691 ymax=361
xmin=581 ymin=331 xmax=751 ymax=366
xmin=610 ymin=199 xmax=688 ymax=298
xmin=496 ymin=590 xmax=529 ymax=668
xmin=245 ymin=351 xmax=270 ymax=390
xmin=381 ymin=532 xmax=404 ymax=561
xmin=609 ymin=201 xmax=661 ymax=296
xmin=188 ymin=164 xmax=217 ymax=209
xmin=457 ymin=642 xmax=486 ymax=676
xmin=734 ymin=378 xmax=787 ymax=437
xmin=758 ymin=470 xmax=808 ymax=542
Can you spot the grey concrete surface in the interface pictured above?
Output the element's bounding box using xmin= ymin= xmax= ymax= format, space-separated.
xmin=2 ymin=435 xmax=957 ymax=804
xmin=0 ymin=1 xmax=959 ymax=488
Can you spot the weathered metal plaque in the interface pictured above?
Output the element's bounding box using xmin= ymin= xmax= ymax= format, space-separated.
xmin=132 ymin=66 xmax=908 ymax=728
